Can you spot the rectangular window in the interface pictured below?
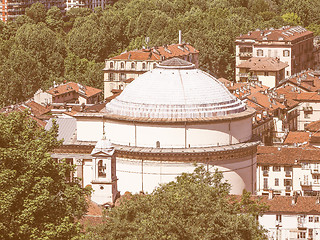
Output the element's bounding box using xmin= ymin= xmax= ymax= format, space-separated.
xmin=309 ymin=216 xmax=314 ymax=222
xmin=262 ymin=166 xmax=269 ymax=171
xmin=284 ymin=179 xmax=292 ymax=186
xmin=283 ymin=50 xmax=290 ymax=57
xmin=257 ymin=49 xmax=263 ymax=56
xmin=263 ymin=178 xmax=268 ymax=189
xmin=276 ymin=215 xmax=282 ymax=223
xmin=275 ymin=178 xmax=279 ymax=186
xmin=273 ymin=166 xmax=281 ymax=172
xmin=315 ymin=216 xmax=319 ymax=223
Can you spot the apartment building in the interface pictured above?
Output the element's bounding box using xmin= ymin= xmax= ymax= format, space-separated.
xmin=258 ymin=194 xmax=320 ymax=240
xmin=0 ymin=0 xmax=65 ymax=22
xmin=236 ymin=57 xmax=288 ymax=88
xmin=235 ymin=26 xmax=314 ymax=80
xmin=257 ymin=146 xmax=320 ymax=197
xmin=103 ymin=43 xmax=199 ymax=99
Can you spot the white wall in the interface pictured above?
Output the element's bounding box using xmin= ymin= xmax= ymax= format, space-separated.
xmin=77 ymin=118 xmax=103 ymax=141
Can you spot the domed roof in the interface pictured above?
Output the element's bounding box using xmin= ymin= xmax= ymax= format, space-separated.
xmin=105 ymin=58 xmax=246 ymax=120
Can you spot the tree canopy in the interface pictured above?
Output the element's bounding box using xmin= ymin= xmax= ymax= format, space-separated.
xmin=0 ymin=111 xmax=90 ymax=239
xmin=83 ymin=166 xmax=268 ymax=240
xmin=0 ymin=0 xmax=320 ymax=107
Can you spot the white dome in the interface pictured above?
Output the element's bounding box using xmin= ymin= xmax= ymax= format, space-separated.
xmin=105 ymin=58 xmax=246 ymax=119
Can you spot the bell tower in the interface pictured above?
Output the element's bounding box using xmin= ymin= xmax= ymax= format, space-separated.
xmin=91 ymin=138 xmax=118 ymax=205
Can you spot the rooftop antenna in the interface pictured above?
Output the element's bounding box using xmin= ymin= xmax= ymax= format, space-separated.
xmin=145 ymin=37 xmax=150 ymax=49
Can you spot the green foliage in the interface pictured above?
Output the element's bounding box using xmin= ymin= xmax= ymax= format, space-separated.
xmin=25 ymin=2 xmax=47 ymax=23
xmin=84 ymin=166 xmax=268 ymax=240
xmin=1 ymin=0 xmax=320 ymax=106
xmin=0 ymin=111 xmax=90 ymax=239
xmin=281 ymin=12 xmax=302 ymax=26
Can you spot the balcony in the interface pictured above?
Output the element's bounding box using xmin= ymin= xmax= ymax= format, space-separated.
xmin=312 ymin=168 xmax=320 ymax=174
xmin=285 ymin=171 xmax=292 ymax=177
xmin=300 ymin=181 xmax=312 ymax=187
xmin=285 ymin=186 xmax=291 ymax=192
xmin=238 ymin=73 xmax=258 ymax=81
xmin=263 ymin=170 xmax=269 ymax=176
xmin=239 ymin=52 xmax=253 ymax=58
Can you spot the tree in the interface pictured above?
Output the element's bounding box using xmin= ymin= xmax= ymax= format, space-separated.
xmin=0 ymin=111 xmax=90 ymax=239
xmin=25 ymin=2 xmax=47 ymax=23
xmin=46 ymin=6 xmax=64 ymax=31
xmin=85 ymin=166 xmax=268 ymax=240
xmin=281 ymin=12 xmax=302 ymax=26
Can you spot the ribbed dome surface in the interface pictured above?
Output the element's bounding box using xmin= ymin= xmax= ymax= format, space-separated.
xmin=105 ymin=58 xmax=246 ymax=119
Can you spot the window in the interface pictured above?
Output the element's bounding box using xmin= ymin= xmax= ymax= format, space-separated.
xmin=304 ymin=112 xmax=310 ymax=119
xmin=283 ymin=50 xmax=290 ymax=57
xmin=142 ymin=62 xmax=146 ymax=69
xmin=309 ymin=216 xmax=313 ymax=222
xmin=120 ymin=73 xmax=126 ymax=81
xmin=273 ymin=166 xmax=281 ymax=172
xmin=98 ymin=160 xmax=106 ymax=178
xmin=131 ymin=62 xmax=135 ymax=69
xmin=110 ymin=62 xmax=114 ymax=69
xmin=156 ymin=141 xmax=160 ymax=148
xmin=262 ymin=166 xmax=269 ymax=171
xmin=276 ymin=215 xmax=282 ymax=223
xmin=153 ymin=63 xmax=157 ymax=69
xmin=275 ymin=178 xmax=279 ymax=186
xmin=257 ymin=49 xmax=263 ymax=56
xmin=264 ymin=72 xmax=269 ymax=76
xmin=315 ymin=216 xmax=319 ymax=223
xmin=284 ymin=179 xmax=292 ymax=186
xmin=263 ymin=178 xmax=268 ymax=189
xmin=109 ymin=73 xmax=114 ymax=81
xmin=120 ymin=62 xmax=125 ymax=69
xmin=299 ymin=232 xmax=306 ymax=238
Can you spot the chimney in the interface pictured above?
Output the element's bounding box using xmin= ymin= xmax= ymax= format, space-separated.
xmin=179 ymin=30 xmax=182 ymax=45
xmin=268 ymin=189 xmax=274 ymax=200
xmin=292 ymin=191 xmax=298 ymax=205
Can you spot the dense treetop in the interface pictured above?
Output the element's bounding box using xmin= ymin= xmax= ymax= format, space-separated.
xmin=0 ymin=111 xmax=91 ymax=239
xmin=81 ymin=166 xmax=268 ymax=240
xmin=0 ymin=0 xmax=320 ymax=107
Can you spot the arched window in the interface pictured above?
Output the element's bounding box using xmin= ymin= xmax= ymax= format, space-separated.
xmin=98 ymin=160 xmax=106 ymax=178
xmin=110 ymin=62 xmax=114 ymax=69
xmin=257 ymin=49 xmax=263 ymax=56
xmin=121 ymin=62 xmax=125 ymax=69
xmin=142 ymin=63 xmax=146 ymax=69
xmin=153 ymin=63 xmax=157 ymax=69
xmin=156 ymin=141 xmax=160 ymax=148
xmin=131 ymin=62 xmax=135 ymax=69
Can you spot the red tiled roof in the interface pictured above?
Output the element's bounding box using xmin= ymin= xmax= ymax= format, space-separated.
xmin=237 ymin=57 xmax=288 ymax=71
xmin=305 ymin=120 xmax=320 ymax=132
xmin=47 ymin=82 xmax=102 ymax=98
xmin=257 ymin=146 xmax=320 ymax=165
xmin=258 ymin=195 xmax=320 ymax=214
xmin=237 ymin=26 xmax=313 ymax=42
xmin=278 ymin=70 xmax=320 ymax=92
xmin=247 ymin=92 xmax=285 ymax=111
xmin=284 ymin=131 xmax=310 ymax=144
xmin=110 ymin=44 xmax=198 ymax=61
xmin=24 ymin=101 xmax=52 ymax=116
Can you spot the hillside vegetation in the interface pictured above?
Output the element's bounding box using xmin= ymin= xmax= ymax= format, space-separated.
xmin=0 ymin=0 xmax=320 ymax=107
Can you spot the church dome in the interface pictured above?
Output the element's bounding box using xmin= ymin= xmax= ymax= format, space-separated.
xmin=105 ymin=58 xmax=246 ymax=119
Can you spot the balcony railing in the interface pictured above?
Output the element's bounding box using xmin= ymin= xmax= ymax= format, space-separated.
xmin=239 ymin=52 xmax=253 ymax=58
xmin=285 ymin=171 xmax=292 ymax=177
xmin=263 ymin=170 xmax=269 ymax=176
xmin=238 ymin=73 xmax=258 ymax=80
xmin=300 ymin=181 xmax=312 ymax=186
xmin=285 ymin=186 xmax=291 ymax=191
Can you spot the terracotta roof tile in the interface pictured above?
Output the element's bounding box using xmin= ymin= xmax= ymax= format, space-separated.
xmin=257 ymin=146 xmax=320 ymax=165
xmin=110 ymin=44 xmax=198 ymax=61
xmin=284 ymin=131 xmax=310 ymax=144
xmin=237 ymin=26 xmax=313 ymax=42
xmin=47 ymin=82 xmax=102 ymax=98
xmin=305 ymin=120 xmax=320 ymax=132
xmin=258 ymin=195 xmax=320 ymax=214
xmin=237 ymin=57 xmax=288 ymax=71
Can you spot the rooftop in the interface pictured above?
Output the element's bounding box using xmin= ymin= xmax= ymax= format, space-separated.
xmin=237 ymin=57 xmax=288 ymax=72
xmin=47 ymin=82 xmax=102 ymax=98
xmin=110 ymin=44 xmax=198 ymax=61
xmin=236 ymin=26 xmax=313 ymax=42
